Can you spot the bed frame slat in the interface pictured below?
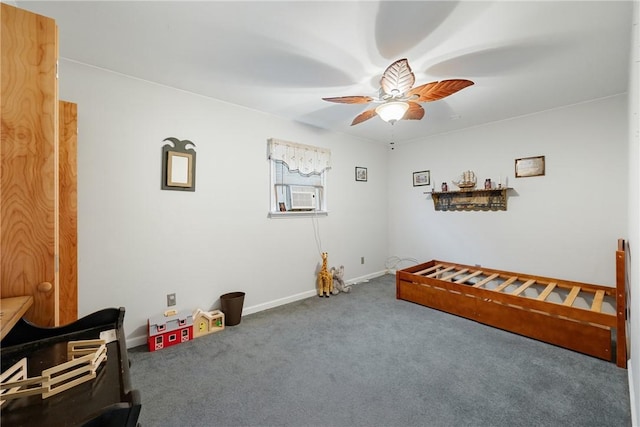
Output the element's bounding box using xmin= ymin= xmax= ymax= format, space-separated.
xmin=591 ymin=290 xmax=605 ymax=312
xmin=427 ymin=266 xmax=455 ymax=278
xmin=511 ymin=279 xmax=536 ymax=296
xmin=563 ymin=286 xmax=581 ymax=307
xmin=537 ymin=282 xmax=557 ymax=301
xmin=414 ymin=264 xmax=443 ymax=276
xmin=440 ymin=268 xmax=469 ymax=282
xmin=454 ymin=270 xmax=483 ymax=284
xmin=472 ymin=273 xmax=499 ymax=288
xmin=493 ymin=276 xmax=518 ymax=293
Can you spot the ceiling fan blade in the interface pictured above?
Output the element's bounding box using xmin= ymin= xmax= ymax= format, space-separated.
xmin=380 ymin=58 xmax=415 ymax=96
xmin=403 ymin=102 xmax=425 ymax=120
xmin=322 ymin=95 xmax=374 ymax=104
xmin=408 ymin=79 xmax=474 ymax=102
xmin=351 ymin=108 xmax=378 ymax=126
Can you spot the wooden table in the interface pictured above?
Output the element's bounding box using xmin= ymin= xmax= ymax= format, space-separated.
xmin=0 ymin=296 xmax=34 ymax=340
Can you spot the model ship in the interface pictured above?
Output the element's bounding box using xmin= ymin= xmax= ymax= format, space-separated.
xmin=452 ymin=170 xmax=477 ymax=189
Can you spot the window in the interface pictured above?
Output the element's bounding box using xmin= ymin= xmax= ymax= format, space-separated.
xmin=168 ymin=333 xmax=177 ymax=342
xmin=268 ymin=138 xmax=331 ymax=216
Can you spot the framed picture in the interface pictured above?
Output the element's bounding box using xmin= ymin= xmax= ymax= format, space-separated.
xmin=161 ymin=137 xmax=196 ymax=191
xmin=412 ymin=170 xmax=430 ymax=187
xmin=515 ymin=155 xmax=545 ymax=178
xmin=167 ymin=152 xmax=193 ymax=187
xmin=355 ymin=166 xmax=367 ymax=182
xmin=278 ymin=202 xmax=287 ymax=212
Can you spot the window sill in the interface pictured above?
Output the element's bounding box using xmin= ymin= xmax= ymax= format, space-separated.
xmin=268 ymin=211 xmax=328 ymax=218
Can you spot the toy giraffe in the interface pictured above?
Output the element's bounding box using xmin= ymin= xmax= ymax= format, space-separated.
xmin=317 ymin=252 xmax=333 ymax=297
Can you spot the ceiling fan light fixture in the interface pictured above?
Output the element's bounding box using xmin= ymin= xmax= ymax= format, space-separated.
xmin=376 ymin=101 xmax=409 ymax=123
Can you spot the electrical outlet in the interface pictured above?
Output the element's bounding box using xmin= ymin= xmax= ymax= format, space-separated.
xmin=167 ymin=293 xmax=176 ymax=307
xmin=361 ymin=257 xmax=365 ymax=264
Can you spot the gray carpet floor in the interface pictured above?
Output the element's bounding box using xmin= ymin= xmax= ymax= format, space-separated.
xmin=129 ymin=274 xmax=631 ymax=427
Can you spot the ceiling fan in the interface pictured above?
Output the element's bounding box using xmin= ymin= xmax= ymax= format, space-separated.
xmin=323 ymin=58 xmax=474 ymax=126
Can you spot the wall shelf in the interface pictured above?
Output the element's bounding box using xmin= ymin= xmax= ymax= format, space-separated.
xmin=426 ymin=188 xmax=511 ymax=211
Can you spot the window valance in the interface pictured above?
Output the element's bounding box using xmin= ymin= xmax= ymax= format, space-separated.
xmin=268 ymin=138 xmax=331 ymax=175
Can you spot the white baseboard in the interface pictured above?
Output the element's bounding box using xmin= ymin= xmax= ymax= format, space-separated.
xmin=242 ymin=289 xmax=317 ymax=316
xmin=127 ymin=334 xmax=147 ymax=349
xmin=243 ymin=269 xmax=388 ymax=315
xmin=126 ymin=270 xmax=389 ymax=348
xmin=630 ymin=360 xmax=638 ymax=427
xmin=347 ymin=270 xmax=388 ymax=285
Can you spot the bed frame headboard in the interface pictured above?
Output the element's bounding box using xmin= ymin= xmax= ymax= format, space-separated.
xmin=616 ymin=238 xmax=629 ymax=368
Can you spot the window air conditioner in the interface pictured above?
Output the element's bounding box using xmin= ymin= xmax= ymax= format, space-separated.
xmin=289 ymin=186 xmax=316 ymax=210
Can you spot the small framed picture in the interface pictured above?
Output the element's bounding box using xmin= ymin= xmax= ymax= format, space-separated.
xmin=278 ymin=202 xmax=286 ymax=212
xmin=161 ymin=137 xmax=197 ymax=192
xmin=167 ymin=152 xmax=193 ymax=187
xmin=515 ymin=155 xmax=545 ymax=178
xmin=412 ymin=170 xmax=430 ymax=187
xmin=355 ymin=166 xmax=367 ymax=182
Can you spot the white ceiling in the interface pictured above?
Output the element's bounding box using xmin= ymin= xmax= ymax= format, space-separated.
xmin=16 ymin=1 xmax=633 ymax=145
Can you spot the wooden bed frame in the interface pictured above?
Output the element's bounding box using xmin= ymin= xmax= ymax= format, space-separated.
xmin=396 ymin=239 xmax=628 ymax=368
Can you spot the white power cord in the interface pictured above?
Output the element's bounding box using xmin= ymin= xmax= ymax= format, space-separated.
xmin=385 ymin=256 xmax=419 ymax=271
xmin=311 ymin=209 xmax=323 ymax=256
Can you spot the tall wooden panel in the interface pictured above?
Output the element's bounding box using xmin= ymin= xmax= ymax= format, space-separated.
xmin=59 ymin=101 xmax=77 ymax=325
xmin=1 ymin=3 xmax=59 ymax=326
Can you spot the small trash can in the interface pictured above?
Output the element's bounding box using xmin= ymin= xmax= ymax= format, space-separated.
xmin=220 ymin=291 xmax=245 ymax=326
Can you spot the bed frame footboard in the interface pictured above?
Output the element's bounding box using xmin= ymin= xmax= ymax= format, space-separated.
xmin=616 ymin=238 xmax=629 ymax=368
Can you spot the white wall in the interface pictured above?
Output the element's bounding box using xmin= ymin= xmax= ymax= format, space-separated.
xmin=388 ymin=95 xmax=628 ymax=286
xmin=58 ymin=60 xmax=389 ymax=347
xmin=627 ymin=1 xmax=639 ymax=424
